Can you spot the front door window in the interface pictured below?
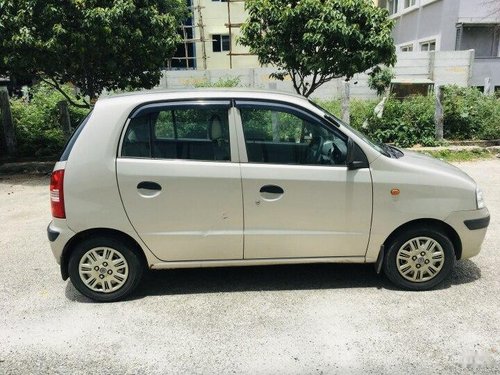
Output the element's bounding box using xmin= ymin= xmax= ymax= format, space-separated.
xmin=239 ymin=106 xmax=348 ymax=166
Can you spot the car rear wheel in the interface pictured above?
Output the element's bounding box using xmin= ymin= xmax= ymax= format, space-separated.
xmin=383 ymin=227 xmax=456 ymax=290
xmin=68 ymin=236 xmax=144 ymax=302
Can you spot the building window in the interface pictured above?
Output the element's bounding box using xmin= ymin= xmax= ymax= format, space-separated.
xmin=404 ymin=0 xmax=416 ymax=8
xmin=170 ymin=0 xmax=196 ymax=69
xmin=212 ymin=34 xmax=230 ymax=53
xmin=457 ymin=25 xmax=500 ymax=58
xmin=420 ymin=40 xmax=436 ymax=51
xmin=379 ymin=0 xmax=400 ymax=15
xmin=400 ymin=44 xmax=414 ymax=52
xmin=387 ymin=0 xmax=399 ymax=15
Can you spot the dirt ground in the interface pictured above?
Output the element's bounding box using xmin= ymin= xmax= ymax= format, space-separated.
xmin=0 ymin=160 xmax=498 ymax=374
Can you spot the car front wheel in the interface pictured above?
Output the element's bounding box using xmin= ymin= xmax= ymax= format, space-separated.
xmin=383 ymin=227 xmax=456 ymax=290
xmin=68 ymin=236 xmax=144 ymax=302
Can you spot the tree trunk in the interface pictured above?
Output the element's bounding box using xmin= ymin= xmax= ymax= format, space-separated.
xmin=434 ymin=85 xmax=444 ymax=141
xmin=57 ymin=100 xmax=72 ymax=140
xmin=0 ymin=90 xmax=17 ymax=156
xmin=341 ymin=81 xmax=350 ymax=124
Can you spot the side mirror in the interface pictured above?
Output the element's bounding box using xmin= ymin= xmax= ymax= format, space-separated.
xmin=347 ymin=138 xmax=369 ymax=170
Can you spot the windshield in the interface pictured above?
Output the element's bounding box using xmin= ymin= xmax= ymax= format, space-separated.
xmin=308 ymin=100 xmax=399 ymax=158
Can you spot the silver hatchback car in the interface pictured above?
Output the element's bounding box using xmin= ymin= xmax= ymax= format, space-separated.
xmin=48 ymin=90 xmax=490 ymax=302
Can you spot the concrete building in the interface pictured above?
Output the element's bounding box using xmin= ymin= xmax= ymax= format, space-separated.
xmin=170 ymin=0 xmax=380 ymax=71
xmin=377 ymin=0 xmax=500 ymax=90
xmin=170 ymin=0 xmax=259 ymax=70
xmin=169 ymin=0 xmax=499 ymax=91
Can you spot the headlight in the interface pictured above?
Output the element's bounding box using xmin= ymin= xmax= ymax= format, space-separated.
xmin=476 ymin=187 xmax=485 ymax=209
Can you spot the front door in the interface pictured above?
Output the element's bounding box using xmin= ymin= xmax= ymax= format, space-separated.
xmin=235 ymin=101 xmax=372 ymax=259
xmin=116 ymin=101 xmax=243 ymax=262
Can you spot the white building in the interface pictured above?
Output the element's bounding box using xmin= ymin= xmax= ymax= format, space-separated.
xmin=376 ymin=0 xmax=500 ymax=90
xmin=170 ymin=0 xmax=259 ymax=70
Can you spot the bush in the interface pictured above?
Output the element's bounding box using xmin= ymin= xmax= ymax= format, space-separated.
xmin=481 ymin=103 xmax=500 ymax=139
xmin=442 ymin=85 xmax=500 ymax=140
xmin=8 ymin=83 xmax=499 ymax=158
xmin=10 ymin=83 xmax=90 ymax=157
xmin=368 ymin=66 xmax=394 ymax=97
xmin=349 ymin=99 xmax=378 ymax=130
xmin=318 ymin=87 xmax=500 ymax=147
xmin=315 ymin=98 xmax=378 ymax=130
xmin=317 ymin=96 xmax=435 ymax=147
xmin=366 ymin=95 xmax=437 ymax=147
xmin=193 ymin=76 xmax=242 ymax=88
xmin=316 ymin=99 xmax=341 ymax=118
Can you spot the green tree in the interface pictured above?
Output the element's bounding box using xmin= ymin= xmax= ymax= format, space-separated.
xmin=368 ymin=66 xmax=394 ymax=97
xmin=240 ymin=0 xmax=396 ymax=97
xmin=0 ymin=0 xmax=187 ymax=107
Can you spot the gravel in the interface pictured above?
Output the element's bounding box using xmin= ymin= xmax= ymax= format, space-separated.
xmin=0 ymin=160 xmax=498 ymax=374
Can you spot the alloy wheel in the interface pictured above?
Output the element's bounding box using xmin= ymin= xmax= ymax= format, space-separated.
xmin=396 ymin=237 xmax=445 ymax=283
xmin=78 ymin=247 xmax=129 ymax=293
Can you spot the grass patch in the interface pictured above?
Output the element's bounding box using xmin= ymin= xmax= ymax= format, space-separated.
xmin=417 ymin=149 xmax=494 ymax=162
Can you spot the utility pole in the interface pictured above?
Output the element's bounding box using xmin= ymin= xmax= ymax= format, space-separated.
xmin=434 ymin=85 xmax=444 ymax=141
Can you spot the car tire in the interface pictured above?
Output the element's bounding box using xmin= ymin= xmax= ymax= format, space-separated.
xmin=68 ymin=236 xmax=144 ymax=302
xmin=383 ymin=227 xmax=456 ymax=291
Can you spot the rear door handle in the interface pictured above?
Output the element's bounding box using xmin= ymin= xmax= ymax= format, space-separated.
xmin=137 ymin=181 xmax=162 ymax=191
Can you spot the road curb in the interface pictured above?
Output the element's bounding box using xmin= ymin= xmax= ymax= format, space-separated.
xmin=0 ymin=161 xmax=55 ymax=175
xmin=407 ymin=145 xmax=500 ymax=157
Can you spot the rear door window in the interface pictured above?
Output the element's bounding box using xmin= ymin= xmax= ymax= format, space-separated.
xmin=121 ymin=102 xmax=231 ymax=162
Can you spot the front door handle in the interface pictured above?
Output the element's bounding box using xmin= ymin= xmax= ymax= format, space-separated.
xmin=137 ymin=181 xmax=162 ymax=191
xmin=260 ymin=185 xmax=284 ymax=195
xmin=259 ymin=185 xmax=284 ymax=201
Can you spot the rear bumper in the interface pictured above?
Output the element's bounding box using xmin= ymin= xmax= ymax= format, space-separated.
xmin=47 ymin=219 xmax=75 ymax=265
xmin=445 ymin=207 xmax=490 ymax=259
xmin=47 ymin=224 xmax=60 ymax=242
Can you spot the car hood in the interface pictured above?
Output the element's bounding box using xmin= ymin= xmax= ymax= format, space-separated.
xmin=401 ymin=150 xmax=476 ymax=187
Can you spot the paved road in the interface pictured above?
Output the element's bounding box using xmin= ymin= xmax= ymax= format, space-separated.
xmin=0 ymin=160 xmax=498 ymax=374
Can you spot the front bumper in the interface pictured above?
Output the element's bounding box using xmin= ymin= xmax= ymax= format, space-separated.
xmin=464 ymin=215 xmax=490 ymax=230
xmin=445 ymin=207 xmax=490 ymax=259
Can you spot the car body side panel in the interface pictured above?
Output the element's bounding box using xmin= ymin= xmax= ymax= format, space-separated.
xmin=116 ymin=159 xmax=244 ymax=261
xmin=56 ymin=90 xmax=488 ymax=270
xmin=365 ymin=154 xmax=478 ymax=262
xmin=150 ymin=256 xmax=366 ymax=269
xmin=240 ymin=164 xmax=373 ymax=258
xmin=62 ymin=100 xmax=162 ymax=265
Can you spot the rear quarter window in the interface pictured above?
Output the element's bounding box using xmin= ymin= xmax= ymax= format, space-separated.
xmin=59 ymin=111 xmax=92 ymax=161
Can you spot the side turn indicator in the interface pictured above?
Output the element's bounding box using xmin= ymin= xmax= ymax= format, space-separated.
xmin=391 ymin=188 xmax=400 ymax=196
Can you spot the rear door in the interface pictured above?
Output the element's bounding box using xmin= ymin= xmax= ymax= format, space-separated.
xmin=116 ymin=101 xmax=244 ymax=262
xmin=235 ymin=100 xmax=372 ymax=259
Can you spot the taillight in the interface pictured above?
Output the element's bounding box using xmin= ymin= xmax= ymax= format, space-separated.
xmin=50 ymin=169 xmax=66 ymax=218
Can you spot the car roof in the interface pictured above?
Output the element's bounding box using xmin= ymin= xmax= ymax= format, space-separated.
xmin=97 ymin=88 xmax=309 ymax=107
